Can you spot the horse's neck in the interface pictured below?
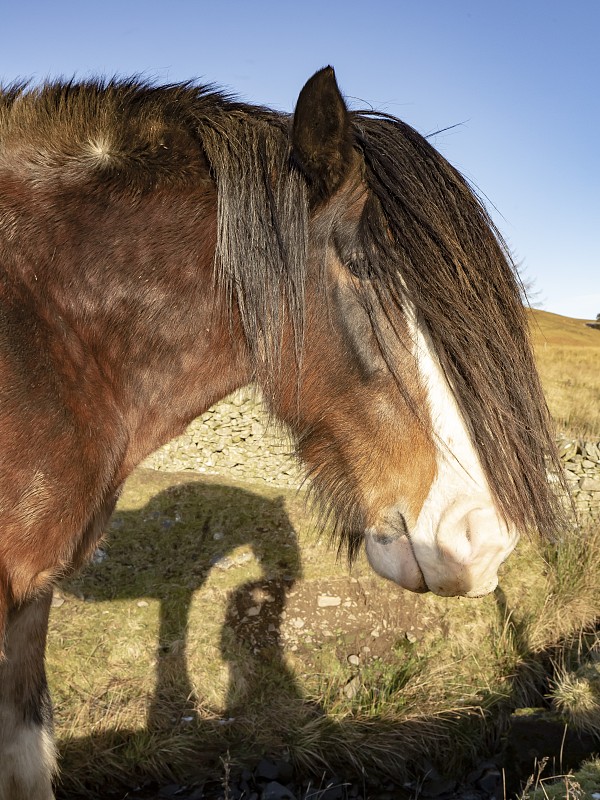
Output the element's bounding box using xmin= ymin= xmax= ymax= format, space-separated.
xmin=6 ymin=182 xmax=252 ymax=475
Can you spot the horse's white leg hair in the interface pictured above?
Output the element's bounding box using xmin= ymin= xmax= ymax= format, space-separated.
xmin=0 ymin=589 xmax=56 ymax=800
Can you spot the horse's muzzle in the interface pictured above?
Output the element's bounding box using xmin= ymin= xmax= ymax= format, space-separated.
xmin=365 ymin=528 xmax=429 ymax=593
xmin=365 ymin=499 xmax=518 ymax=598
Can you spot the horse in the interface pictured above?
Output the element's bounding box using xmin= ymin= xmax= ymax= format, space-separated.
xmin=0 ymin=66 xmax=563 ymax=799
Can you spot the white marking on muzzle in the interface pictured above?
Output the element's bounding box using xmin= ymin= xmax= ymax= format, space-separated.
xmin=409 ymin=306 xmax=518 ymax=596
xmin=366 ymin=303 xmax=518 ymax=597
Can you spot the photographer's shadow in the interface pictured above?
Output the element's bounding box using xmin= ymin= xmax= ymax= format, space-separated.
xmin=63 ymin=478 xmax=303 ymax=734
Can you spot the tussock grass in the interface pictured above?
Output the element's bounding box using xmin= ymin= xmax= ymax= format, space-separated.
xmin=550 ymin=663 xmax=600 ymax=735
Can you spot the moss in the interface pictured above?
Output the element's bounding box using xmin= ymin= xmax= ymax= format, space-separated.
xmin=530 ymin=758 xmax=600 ymax=800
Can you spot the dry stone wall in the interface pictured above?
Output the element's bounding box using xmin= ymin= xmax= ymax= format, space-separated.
xmin=557 ymin=437 xmax=600 ymax=519
xmin=142 ymin=388 xmax=600 ymax=519
xmin=141 ymin=387 xmax=302 ymax=488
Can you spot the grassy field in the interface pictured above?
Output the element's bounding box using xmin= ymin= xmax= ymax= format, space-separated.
xmin=50 ymin=468 xmax=599 ymax=796
xmin=528 ymin=309 xmax=600 ymax=438
xmin=47 ymin=308 xmax=600 ymax=797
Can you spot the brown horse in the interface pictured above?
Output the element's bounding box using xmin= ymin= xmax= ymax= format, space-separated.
xmin=0 ymin=67 xmax=562 ymax=798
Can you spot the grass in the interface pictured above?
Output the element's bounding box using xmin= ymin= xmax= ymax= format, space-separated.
xmin=525 ymin=758 xmax=600 ymax=800
xmin=50 ymin=467 xmax=600 ymax=797
xmin=528 ymin=309 xmax=600 ymax=438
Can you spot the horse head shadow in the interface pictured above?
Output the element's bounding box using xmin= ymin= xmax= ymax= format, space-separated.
xmin=62 ymin=478 xmax=303 ymax=731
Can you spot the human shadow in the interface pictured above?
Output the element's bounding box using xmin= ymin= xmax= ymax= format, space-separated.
xmin=60 ymin=477 xmax=303 ymax=749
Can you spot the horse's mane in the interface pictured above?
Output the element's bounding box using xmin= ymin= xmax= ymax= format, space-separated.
xmin=0 ymin=79 xmax=564 ymax=539
xmin=351 ymin=113 xmax=565 ymax=539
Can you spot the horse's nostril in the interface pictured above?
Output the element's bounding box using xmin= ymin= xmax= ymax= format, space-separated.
xmin=364 ymin=526 xmax=428 ymax=593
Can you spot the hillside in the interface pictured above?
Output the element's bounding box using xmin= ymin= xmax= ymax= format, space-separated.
xmin=528 ymin=308 xmax=600 ymax=347
xmin=527 ymin=308 xmax=600 ymax=438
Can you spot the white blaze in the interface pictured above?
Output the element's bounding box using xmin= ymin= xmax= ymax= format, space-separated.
xmin=356 ymin=285 xmax=520 ymax=597
xmin=406 ymin=305 xmax=519 ymax=596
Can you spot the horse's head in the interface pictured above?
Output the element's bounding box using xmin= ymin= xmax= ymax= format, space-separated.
xmin=273 ymin=67 xmax=558 ymax=598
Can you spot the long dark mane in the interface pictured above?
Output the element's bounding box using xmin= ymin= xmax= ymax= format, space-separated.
xmin=0 ymin=79 xmax=563 ymax=538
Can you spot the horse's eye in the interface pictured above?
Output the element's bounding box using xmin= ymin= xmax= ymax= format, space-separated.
xmin=343 ymin=254 xmax=358 ymax=271
xmin=345 ymin=253 xmax=370 ymax=278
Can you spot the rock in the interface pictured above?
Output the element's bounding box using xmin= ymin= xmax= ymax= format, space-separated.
xmin=317 ymin=595 xmax=342 ymax=607
xmin=505 ymin=708 xmax=599 ymax=792
xmin=261 ymin=781 xmax=296 ymax=800
xmin=418 ymin=764 xmax=457 ymax=798
xmin=580 ymin=477 xmax=600 ymax=491
xmin=158 ymin=785 xmax=184 ymax=798
xmin=91 ymin=547 xmax=108 ymax=564
xmin=343 ymin=675 xmax=361 ymax=700
xmin=211 ymin=552 xmax=254 ymax=570
xmin=558 ymin=440 xmax=578 ymax=460
xmin=476 ymin=766 xmax=502 ymax=795
xmin=347 ymin=654 xmax=360 ymax=666
xmin=255 ymin=758 xmax=280 ymax=781
xmin=421 ymin=776 xmax=457 ymax=797
xmin=584 ymin=441 xmax=600 ymax=460
xmin=274 ymin=760 xmax=294 ymax=784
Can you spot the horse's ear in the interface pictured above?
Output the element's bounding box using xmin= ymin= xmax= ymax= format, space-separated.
xmin=292 ymin=66 xmax=354 ymax=202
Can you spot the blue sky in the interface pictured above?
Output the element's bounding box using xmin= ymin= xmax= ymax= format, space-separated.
xmin=2 ymin=0 xmax=598 ymax=319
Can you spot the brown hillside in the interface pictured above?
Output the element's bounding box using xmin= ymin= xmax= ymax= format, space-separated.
xmin=527 ymin=308 xmax=600 ymax=438
xmin=528 ymin=308 xmax=600 ymax=347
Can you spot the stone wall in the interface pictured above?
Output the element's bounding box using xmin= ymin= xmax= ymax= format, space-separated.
xmin=557 ymin=438 xmax=600 ymax=519
xmin=141 ymin=387 xmax=302 ymax=488
xmin=142 ymin=388 xmax=600 ymax=519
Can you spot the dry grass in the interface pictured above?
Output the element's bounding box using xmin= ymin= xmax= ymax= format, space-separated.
xmin=49 ymin=467 xmax=600 ymax=796
xmin=528 ymin=309 xmax=600 ymax=438
xmin=525 ymin=757 xmax=600 ymax=800
xmin=549 ymin=663 xmax=600 ymax=735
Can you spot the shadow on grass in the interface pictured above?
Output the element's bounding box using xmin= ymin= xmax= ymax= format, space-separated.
xmin=54 ymin=477 xmax=466 ymax=797
xmin=56 ymin=478 xmax=311 ymax=796
xmin=52 ymin=476 xmax=600 ymax=798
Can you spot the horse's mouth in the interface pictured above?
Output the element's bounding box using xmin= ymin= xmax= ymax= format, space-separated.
xmin=364 ymin=528 xmax=429 ymax=593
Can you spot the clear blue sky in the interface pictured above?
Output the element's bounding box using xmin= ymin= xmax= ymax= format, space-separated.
xmin=2 ymin=0 xmax=598 ymax=319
